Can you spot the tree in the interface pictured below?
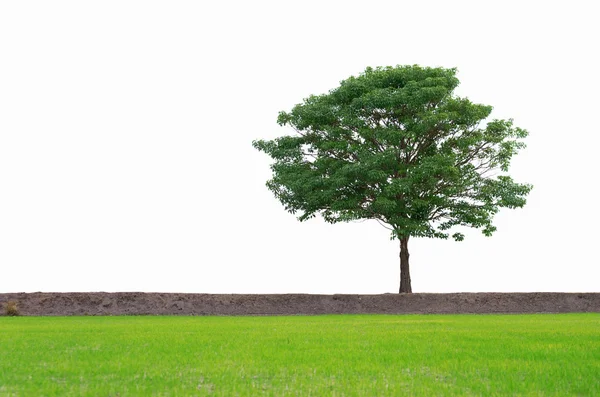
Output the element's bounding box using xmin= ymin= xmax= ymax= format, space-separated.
xmin=253 ymin=65 xmax=532 ymax=293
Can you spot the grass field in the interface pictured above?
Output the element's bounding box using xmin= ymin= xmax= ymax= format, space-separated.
xmin=1 ymin=314 xmax=598 ymax=396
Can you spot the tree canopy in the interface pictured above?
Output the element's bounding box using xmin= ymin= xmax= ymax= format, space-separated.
xmin=253 ymin=65 xmax=532 ymax=292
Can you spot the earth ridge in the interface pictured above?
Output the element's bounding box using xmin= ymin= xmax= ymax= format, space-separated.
xmin=1 ymin=292 xmax=599 ymax=316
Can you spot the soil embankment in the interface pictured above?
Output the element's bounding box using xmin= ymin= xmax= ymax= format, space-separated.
xmin=1 ymin=292 xmax=599 ymax=316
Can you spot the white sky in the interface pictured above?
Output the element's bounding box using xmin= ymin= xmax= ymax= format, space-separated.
xmin=1 ymin=1 xmax=598 ymax=294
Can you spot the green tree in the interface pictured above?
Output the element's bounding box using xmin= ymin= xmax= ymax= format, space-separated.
xmin=253 ymin=65 xmax=532 ymax=293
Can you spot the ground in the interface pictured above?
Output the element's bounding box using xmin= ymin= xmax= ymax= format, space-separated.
xmin=1 ymin=292 xmax=598 ymax=316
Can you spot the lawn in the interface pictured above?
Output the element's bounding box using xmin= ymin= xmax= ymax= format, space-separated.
xmin=1 ymin=314 xmax=598 ymax=396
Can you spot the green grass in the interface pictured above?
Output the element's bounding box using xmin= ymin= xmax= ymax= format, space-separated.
xmin=1 ymin=314 xmax=598 ymax=396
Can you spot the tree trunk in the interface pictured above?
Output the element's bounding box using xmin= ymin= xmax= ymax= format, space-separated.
xmin=399 ymin=237 xmax=412 ymax=293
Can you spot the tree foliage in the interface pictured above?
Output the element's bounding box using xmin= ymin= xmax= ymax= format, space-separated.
xmin=253 ymin=65 xmax=532 ymax=242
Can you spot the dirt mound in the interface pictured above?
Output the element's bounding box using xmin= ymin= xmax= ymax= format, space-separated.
xmin=1 ymin=292 xmax=599 ymax=316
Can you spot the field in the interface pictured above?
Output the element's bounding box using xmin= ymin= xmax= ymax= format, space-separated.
xmin=1 ymin=314 xmax=598 ymax=396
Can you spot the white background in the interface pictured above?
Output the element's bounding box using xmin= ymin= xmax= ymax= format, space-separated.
xmin=1 ymin=1 xmax=598 ymax=293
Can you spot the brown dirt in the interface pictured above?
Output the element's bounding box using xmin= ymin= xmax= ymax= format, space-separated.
xmin=1 ymin=292 xmax=599 ymax=316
